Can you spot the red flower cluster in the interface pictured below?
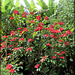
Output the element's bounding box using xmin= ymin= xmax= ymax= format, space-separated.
xmin=50 ymin=35 xmax=57 ymax=40
xmin=50 ymin=25 xmax=54 ymax=28
xmin=10 ymin=37 xmax=17 ymax=42
xmin=61 ymin=51 xmax=66 ymax=54
xmin=59 ymin=27 xmax=64 ymax=31
xmin=19 ymin=31 xmax=23 ymax=35
xmin=30 ymin=12 xmax=34 ymax=15
xmin=54 ymin=22 xmax=63 ymax=25
xmin=40 ymin=56 xmax=47 ymax=62
xmin=46 ymin=43 xmax=51 ymax=47
xmin=18 ymin=63 xmax=21 ymax=65
xmin=60 ymin=56 xmax=65 ymax=59
xmin=19 ymin=28 xmax=28 ymax=35
xmin=25 ymin=47 xmax=32 ymax=51
xmin=23 ymin=28 xmax=28 ymax=32
xmin=49 ymin=28 xmax=61 ymax=33
xmin=6 ymin=64 xmax=12 ymax=70
xmin=13 ymin=48 xmax=19 ymax=51
xmin=35 ymin=64 xmax=40 ymax=69
xmin=63 ymin=33 xmax=67 ymax=37
xmin=15 ymin=43 xmax=17 ymax=46
xmin=66 ymin=30 xmax=72 ymax=34
xmin=17 ymin=27 xmax=21 ymax=31
xmin=13 ymin=10 xmax=19 ymax=15
xmin=9 ymin=16 xmax=14 ymax=20
xmin=6 ymin=64 xmax=15 ymax=74
xmin=1 ymin=41 xmax=6 ymax=49
xmin=28 ymin=39 xmax=33 ymax=43
xmin=55 ymin=51 xmax=66 ymax=55
xmin=34 ymin=26 xmax=43 ymax=31
xmin=54 ymin=22 xmax=57 ymax=25
xmin=64 ymin=42 xmax=69 ymax=45
xmin=13 ymin=47 xmax=23 ymax=51
xmin=59 ymin=21 xmax=63 ymax=25
xmin=36 ymin=15 xmax=41 ymax=21
xmin=58 ymin=35 xmax=63 ymax=37
xmin=31 ymin=20 xmax=34 ymax=23
xmin=7 ymin=45 xmax=13 ymax=48
xmin=4 ymin=57 xmax=8 ymax=59
xmin=50 ymin=34 xmax=55 ymax=38
xmin=19 ymin=38 xmax=24 ymax=41
xmin=2 ymin=35 xmax=8 ymax=38
xmin=10 ymin=31 xmax=15 ymax=36
xmin=44 ymin=16 xmax=49 ymax=20
xmin=10 ymin=39 xmax=14 ymax=42
xmin=38 ymin=22 xmax=44 ymax=27
xmin=58 ymin=39 xmax=63 ymax=42
xmin=8 ymin=69 xmax=15 ymax=74
xmin=57 ymin=53 xmax=62 ymax=55
xmin=22 ymin=12 xmax=27 ymax=17
xmin=43 ymin=34 xmax=49 ymax=37
xmin=7 ymin=53 xmax=12 ymax=55
xmin=45 ymin=27 xmax=49 ymax=30
xmin=52 ymin=46 xmax=55 ymax=49
xmin=55 ymin=30 xmax=61 ymax=33
xmin=52 ymin=56 xmax=57 ymax=59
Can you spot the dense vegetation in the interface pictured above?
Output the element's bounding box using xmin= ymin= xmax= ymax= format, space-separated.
xmin=1 ymin=0 xmax=74 ymax=75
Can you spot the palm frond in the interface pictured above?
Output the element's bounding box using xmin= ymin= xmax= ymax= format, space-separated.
xmin=30 ymin=0 xmax=36 ymax=11
xmin=37 ymin=0 xmax=48 ymax=9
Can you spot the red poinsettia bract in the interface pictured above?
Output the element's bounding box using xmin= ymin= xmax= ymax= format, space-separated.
xmin=25 ymin=47 xmax=32 ymax=51
xmin=9 ymin=16 xmax=14 ymax=20
xmin=35 ymin=64 xmax=40 ymax=69
xmin=13 ymin=10 xmax=19 ymax=15
xmin=36 ymin=15 xmax=41 ymax=21
xmin=28 ymin=39 xmax=33 ymax=43
xmin=8 ymin=69 xmax=15 ymax=74
xmin=46 ymin=43 xmax=51 ymax=47
xmin=44 ymin=16 xmax=49 ymax=20
xmin=30 ymin=12 xmax=34 ymax=15
xmin=6 ymin=64 xmax=12 ymax=70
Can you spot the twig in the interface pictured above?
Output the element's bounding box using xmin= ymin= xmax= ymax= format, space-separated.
xmin=34 ymin=9 xmax=48 ymax=14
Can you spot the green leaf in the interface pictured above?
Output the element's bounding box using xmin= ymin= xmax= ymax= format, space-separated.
xmin=1 ymin=0 xmax=7 ymax=12
xmin=42 ymin=45 xmax=46 ymax=49
xmin=19 ymin=6 xmax=24 ymax=14
xmin=17 ymin=68 xmax=19 ymax=71
xmin=53 ymin=1 xmax=58 ymax=13
xmin=20 ymin=66 xmax=23 ymax=69
xmin=15 ymin=0 xmax=20 ymax=7
xmin=37 ymin=0 xmax=48 ymax=9
xmin=23 ymin=0 xmax=31 ymax=8
xmin=71 ymin=27 xmax=75 ymax=32
xmin=48 ymin=0 xmax=55 ymax=16
xmin=36 ymin=68 xmax=40 ymax=71
xmin=33 ymin=32 xmax=37 ymax=38
xmin=25 ymin=68 xmax=29 ymax=70
xmin=1 ymin=0 xmax=14 ymax=12
xmin=30 ymin=0 xmax=36 ymax=11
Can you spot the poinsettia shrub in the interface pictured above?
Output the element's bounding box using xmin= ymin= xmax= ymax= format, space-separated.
xmin=1 ymin=10 xmax=74 ymax=75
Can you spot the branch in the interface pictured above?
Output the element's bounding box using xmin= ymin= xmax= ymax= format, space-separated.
xmin=34 ymin=9 xmax=48 ymax=14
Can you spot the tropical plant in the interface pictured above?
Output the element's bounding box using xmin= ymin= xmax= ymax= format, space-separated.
xmin=1 ymin=0 xmax=24 ymax=36
xmin=23 ymin=0 xmax=58 ymax=16
xmin=56 ymin=0 xmax=74 ymax=30
xmin=1 ymin=10 xmax=74 ymax=75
